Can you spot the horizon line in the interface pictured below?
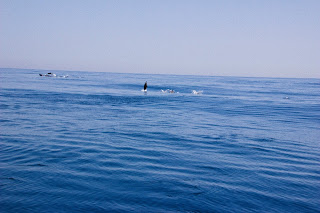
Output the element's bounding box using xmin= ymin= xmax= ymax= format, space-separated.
xmin=1 ymin=67 xmax=319 ymax=80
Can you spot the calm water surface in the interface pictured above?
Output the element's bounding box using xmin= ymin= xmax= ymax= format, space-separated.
xmin=1 ymin=68 xmax=319 ymax=212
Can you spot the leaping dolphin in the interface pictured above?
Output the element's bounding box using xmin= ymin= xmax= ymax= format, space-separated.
xmin=144 ymin=81 xmax=147 ymax=91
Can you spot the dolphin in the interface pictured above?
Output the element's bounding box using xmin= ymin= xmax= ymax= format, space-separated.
xmin=144 ymin=81 xmax=147 ymax=91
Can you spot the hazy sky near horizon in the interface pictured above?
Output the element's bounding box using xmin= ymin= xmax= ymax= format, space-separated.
xmin=1 ymin=0 xmax=319 ymax=78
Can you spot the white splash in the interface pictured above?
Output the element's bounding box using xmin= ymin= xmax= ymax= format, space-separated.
xmin=161 ymin=89 xmax=176 ymax=93
xmin=192 ymin=90 xmax=203 ymax=95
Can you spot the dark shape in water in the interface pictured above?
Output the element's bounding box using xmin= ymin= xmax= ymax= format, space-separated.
xmin=144 ymin=81 xmax=147 ymax=91
xmin=39 ymin=73 xmax=56 ymax=77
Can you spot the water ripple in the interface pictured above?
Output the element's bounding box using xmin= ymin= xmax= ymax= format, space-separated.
xmin=1 ymin=69 xmax=320 ymax=212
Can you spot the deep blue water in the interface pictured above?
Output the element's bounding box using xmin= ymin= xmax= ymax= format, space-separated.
xmin=1 ymin=68 xmax=319 ymax=212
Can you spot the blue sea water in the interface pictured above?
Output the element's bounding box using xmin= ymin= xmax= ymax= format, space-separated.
xmin=0 ymin=68 xmax=319 ymax=212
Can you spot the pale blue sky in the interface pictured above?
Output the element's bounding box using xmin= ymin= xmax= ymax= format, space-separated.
xmin=1 ymin=0 xmax=319 ymax=78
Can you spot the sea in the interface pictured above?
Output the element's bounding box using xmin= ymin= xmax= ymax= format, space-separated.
xmin=0 ymin=68 xmax=319 ymax=213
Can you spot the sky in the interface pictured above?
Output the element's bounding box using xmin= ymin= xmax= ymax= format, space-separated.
xmin=1 ymin=0 xmax=319 ymax=78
